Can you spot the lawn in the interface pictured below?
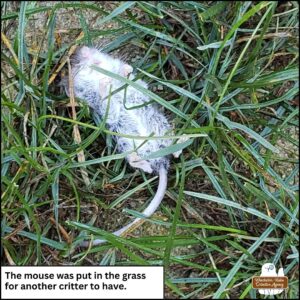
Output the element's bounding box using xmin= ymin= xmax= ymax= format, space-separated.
xmin=1 ymin=1 xmax=299 ymax=299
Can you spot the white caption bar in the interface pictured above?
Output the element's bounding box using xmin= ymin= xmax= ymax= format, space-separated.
xmin=1 ymin=266 xmax=164 ymax=299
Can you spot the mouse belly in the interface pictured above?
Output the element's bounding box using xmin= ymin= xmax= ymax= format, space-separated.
xmin=108 ymin=108 xmax=171 ymax=173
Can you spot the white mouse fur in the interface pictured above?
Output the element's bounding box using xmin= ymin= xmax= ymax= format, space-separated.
xmin=63 ymin=46 xmax=182 ymax=246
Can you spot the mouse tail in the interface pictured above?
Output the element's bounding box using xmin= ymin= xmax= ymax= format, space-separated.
xmin=81 ymin=165 xmax=168 ymax=247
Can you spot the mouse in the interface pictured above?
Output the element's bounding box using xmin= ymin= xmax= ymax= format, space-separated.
xmin=62 ymin=46 xmax=183 ymax=246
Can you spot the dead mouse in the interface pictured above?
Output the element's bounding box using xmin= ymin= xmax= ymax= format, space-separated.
xmin=62 ymin=46 xmax=183 ymax=246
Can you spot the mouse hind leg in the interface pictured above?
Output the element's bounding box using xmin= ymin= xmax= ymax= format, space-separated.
xmin=173 ymin=134 xmax=189 ymax=158
xmin=116 ymin=137 xmax=153 ymax=174
xmin=128 ymin=152 xmax=153 ymax=174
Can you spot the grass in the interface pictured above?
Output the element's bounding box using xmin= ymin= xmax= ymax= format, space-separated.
xmin=1 ymin=1 xmax=299 ymax=298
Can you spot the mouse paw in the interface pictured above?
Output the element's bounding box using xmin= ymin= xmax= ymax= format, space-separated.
xmin=128 ymin=152 xmax=153 ymax=173
xmin=122 ymin=64 xmax=133 ymax=77
xmin=173 ymin=135 xmax=189 ymax=158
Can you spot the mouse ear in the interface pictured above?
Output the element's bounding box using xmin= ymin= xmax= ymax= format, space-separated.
xmin=122 ymin=64 xmax=133 ymax=77
xmin=80 ymin=46 xmax=91 ymax=58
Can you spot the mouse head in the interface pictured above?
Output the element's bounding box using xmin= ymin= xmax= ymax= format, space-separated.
xmin=74 ymin=46 xmax=114 ymax=80
xmin=75 ymin=46 xmax=133 ymax=79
